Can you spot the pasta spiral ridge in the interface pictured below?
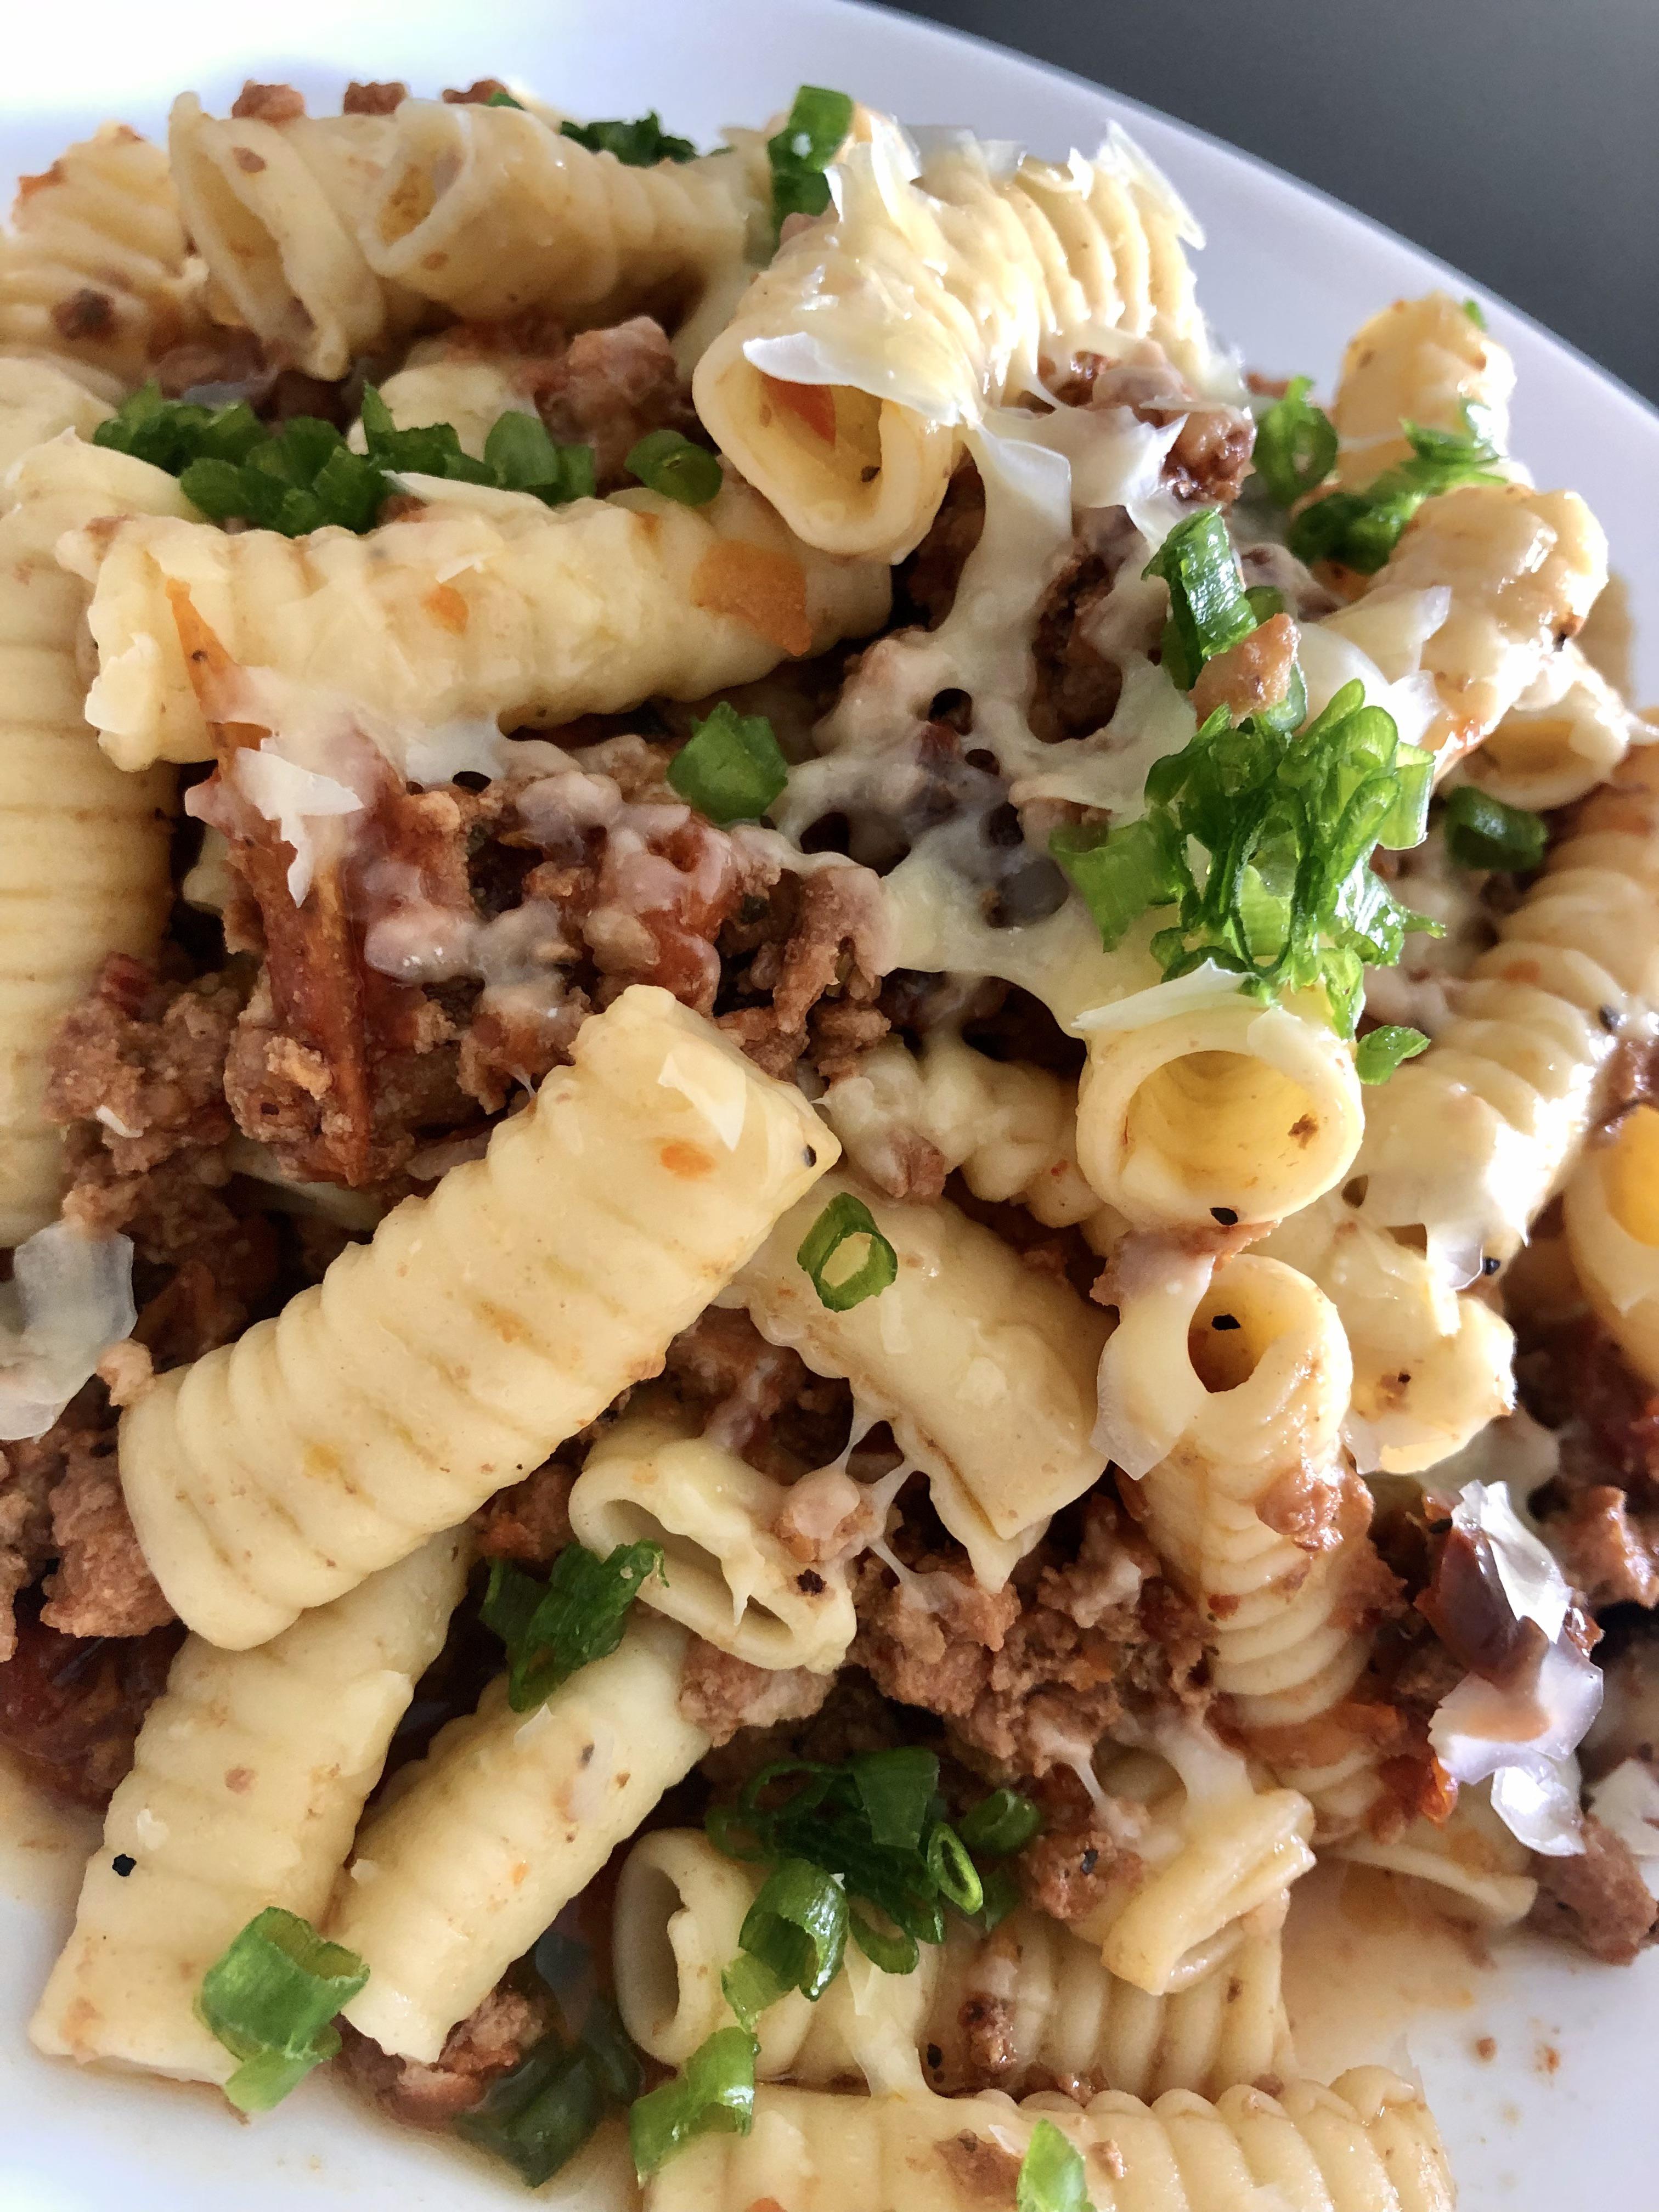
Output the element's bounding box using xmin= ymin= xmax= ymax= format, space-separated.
xmin=29 ymin=1532 xmax=469 ymax=2080
xmin=117 ymin=988 xmax=837 ymax=1647
xmin=0 ymin=435 xmax=194 ymax=1245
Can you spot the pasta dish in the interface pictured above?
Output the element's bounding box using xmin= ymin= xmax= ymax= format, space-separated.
xmin=2 ymin=69 xmax=1655 ymax=2212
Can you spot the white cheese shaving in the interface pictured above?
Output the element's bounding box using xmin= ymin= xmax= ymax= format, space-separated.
xmin=233 ymin=742 xmax=365 ymax=905
xmin=1586 ymin=1759 xmax=1659 ymax=1899
xmin=1070 ymin=960 xmax=1245 ymax=1035
xmin=0 ymin=1222 xmax=136 ymax=1442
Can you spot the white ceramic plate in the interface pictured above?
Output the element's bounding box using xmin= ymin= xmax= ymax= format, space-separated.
xmin=3 ymin=4 xmax=1657 ymax=2204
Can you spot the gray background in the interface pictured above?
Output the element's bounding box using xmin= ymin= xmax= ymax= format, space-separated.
xmin=882 ymin=0 xmax=1659 ymax=407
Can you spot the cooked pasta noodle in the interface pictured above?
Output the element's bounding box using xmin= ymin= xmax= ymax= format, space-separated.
xmin=613 ymin=1828 xmax=1293 ymax=2101
xmin=0 ymin=435 xmax=194 ymax=1246
xmin=64 ymin=477 xmax=891 ymax=771
xmin=693 ymin=117 xmax=1219 ymax=560
xmin=1074 ymin=984 xmax=1364 ymax=1232
xmin=725 ymin=1169 xmax=1109 ymax=1583
xmin=568 ymin=1392 xmax=857 ymax=1672
xmin=0 ymin=354 xmax=110 ymax=471
xmin=1329 ymin=290 xmax=1515 ymax=488
xmin=1456 ymin=640 xmax=1645 ymax=810
xmin=29 ymin=1532 xmax=468 ymax=2079
xmin=117 ymin=986 xmax=836 ymax=1647
xmin=331 ymin=1613 xmax=709 ymax=2062
xmin=1350 ymin=746 xmax=1659 ymax=1270
xmin=645 ymin=2070 xmax=1454 ymax=2212
xmin=1564 ymin=1103 xmax=1659 ymax=1386
xmin=0 ymin=123 xmax=196 ymax=396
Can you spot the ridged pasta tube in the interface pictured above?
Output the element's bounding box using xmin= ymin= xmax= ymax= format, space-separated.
xmin=1259 ymin=1192 xmax=1515 ymax=1475
xmin=1074 ymin=986 xmax=1364 ymax=1232
xmin=645 ymin=2072 xmax=1454 ymax=2212
xmin=1351 ymin=746 xmax=1659 ymax=1269
xmin=0 ymin=354 xmax=110 ymax=472
xmin=0 ymin=124 xmax=196 ymax=396
xmin=693 ymin=117 xmax=1217 ymax=560
xmin=0 ymin=436 xmax=194 ymax=1246
xmin=331 ymin=1614 xmax=709 ymax=2062
xmin=613 ymin=1830 xmax=1292 ymax=2102
xmin=724 ymin=1171 xmax=1109 ymax=1584
xmin=1333 ymin=1786 xmax=1537 ymax=1928
xmin=1361 ymin=481 xmax=1606 ymax=770
xmin=1565 ymin=1105 xmax=1659 ymax=1387
xmin=569 ymin=1394 xmax=857 ymax=1672
xmin=1330 ymin=290 xmax=1515 ymax=489
xmin=119 ymin=987 xmax=837 ymax=1648
xmin=821 ymin=1032 xmax=1101 ymax=1227
xmin=1455 ymin=641 xmax=1644 ymax=810
xmin=28 ymin=1531 xmax=469 ymax=2082
xmin=64 ymin=477 xmax=893 ymax=771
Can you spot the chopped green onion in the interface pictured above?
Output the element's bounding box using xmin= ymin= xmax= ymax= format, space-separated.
xmin=195 ymin=1907 xmax=368 ymax=2113
xmin=1355 ymin=1025 xmax=1431 ymax=1084
xmin=94 ymin=382 xmax=264 ymax=474
xmin=667 ymin=701 xmax=789 ymax=825
xmin=1288 ymin=416 xmax=1503 ymax=574
xmin=974 ymin=1863 xmax=1024 ymax=1932
xmin=1053 ymin=679 xmax=1440 ymax=1036
xmin=1252 ymin=375 xmax=1338 ymax=505
xmin=484 ymin=408 xmax=597 ymax=501
xmin=1143 ymin=507 xmax=1259 ymax=690
xmin=853 ymin=1746 xmax=939 ymax=1850
xmin=768 ymin=86 xmax=854 ymax=230
xmin=721 ymin=1859 xmax=848 ymax=2028
xmin=561 ymin=112 xmax=698 ymax=165
xmin=1244 ymin=583 xmax=1286 ymax=623
xmin=847 ymin=1908 xmax=919 ymax=1976
xmin=628 ymin=2025 xmax=757 ymax=2177
xmin=796 ymin=1192 xmax=898 ymax=1312
xmin=457 ymin=2000 xmax=641 ymax=2186
xmin=486 ymin=90 xmax=526 ymax=109
xmin=625 ymin=428 xmax=723 ymax=506
xmin=1441 ymin=783 xmax=1548 ymax=872
xmin=925 ymin=1825 xmax=984 ymax=1916
xmin=1464 ymin=297 xmax=1487 ymax=329
xmin=1017 ymin=2118 xmax=1094 ymax=2212
xmin=957 ymin=1788 xmax=1042 ymax=1858
xmin=481 ymin=1541 xmax=664 ymax=1713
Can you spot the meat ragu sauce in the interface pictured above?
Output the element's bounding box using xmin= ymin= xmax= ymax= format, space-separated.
xmin=3 ymin=67 xmax=1652 ymax=2209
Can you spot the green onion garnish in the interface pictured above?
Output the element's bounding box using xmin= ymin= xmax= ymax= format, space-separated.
xmin=1142 ymin=506 xmax=1260 ymax=691
xmin=560 ymin=112 xmax=698 ymax=165
xmin=1464 ymin=297 xmax=1487 ymax=329
xmin=481 ymin=1541 xmax=664 ymax=1713
xmin=195 ymin=1907 xmax=368 ymax=2112
xmin=720 ymin=1858 xmax=848 ymax=2029
xmin=483 ymin=408 xmax=597 ymax=502
xmin=1441 ymin=783 xmax=1548 ymax=872
xmin=768 ymin=86 xmax=854 ymax=232
xmin=628 ymin=2025 xmax=757 ymax=2177
xmin=956 ymin=1787 xmax=1042 ymax=1858
xmin=795 ymin=1192 xmax=898 ymax=1312
xmin=667 ymin=701 xmax=789 ymax=825
xmin=974 ymin=1863 xmax=1024 ymax=1932
xmin=853 ymin=1743 xmax=937 ymax=1849
xmin=1355 ymin=1025 xmax=1431 ymax=1084
xmin=1017 ymin=2118 xmax=1094 ymax=2212
xmin=1252 ymin=375 xmax=1338 ymax=506
xmin=456 ymin=1999 xmax=641 ymax=2185
xmin=1288 ymin=416 xmax=1503 ymax=574
xmin=485 ymin=90 xmax=525 ymax=109
xmin=625 ymin=428 xmax=723 ymax=506
xmin=1051 ymin=678 xmax=1438 ymax=1037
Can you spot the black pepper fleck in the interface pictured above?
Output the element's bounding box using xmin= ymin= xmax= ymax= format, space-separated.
xmin=1211 ymin=1313 xmax=1241 ymax=1331
xmin=1079 ymin=1847 xmax=1099 ymax=1875
xmin=1211 ymin=1206 xmax=1238 ymax=1226
xmin=1599 ymin=1005 xmax=1622 ymax=1033
xmin=111 ymin=1853 xmax=136 ymax=1877
xmin=796 ymin=1568 xmax=826 ymax=1594
xmin=1482 ymin=1255 xmax=1500 ymax=1277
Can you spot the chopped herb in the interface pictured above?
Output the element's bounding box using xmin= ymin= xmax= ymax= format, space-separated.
xmin=1017 ymin=2118 xmax=1094 ymax=2212
xmin=720 ymin=1859 xmax=848 ymax=2029
xmin=625 ymin=428 xmax=723 ymax=505
xmin=1244 ymin=583 xmax=1287 ymax=623
xmin=1051 ymin=678 xmax=1438 ymax=1036
xmin=973 ymin=1862 xmax=1024 ymax=1932
xmin=457 ymin=1999 xmax=641 ymax=2186
xmin=1143 ymin=506 xmax=1259 ymax=691
xmin=628 ymin=2025 xmax=756 ymax=2177
xmin=1252 ymin=375 xmax=1338 ymax=505
xmin=1463 ymin=296 xmax=1487 ymax=329
xmin=481 ymin=1542 xmax=664 ymax=1713
xmin=1441 ymin=783 xmax=1548 ymax=872
xmin=1288 ymin=416 xmax=1503 ymax=574
xmin=768 ymin=85 xmax=854 ymax=231
xmin=1355 ymin=1025 xmax=1430 ymax=1084
xmin=561 ymin=112 xmax=698 ymax=165
xmin=195 ymin=1907 xmax=368 ymax=2113
xmin=485 ymin=90 xmax=525 ymax=109
xmin=795 ymin=1192 xmax=898 ymax=1312
xmin=706 ymin=1748 xmax=981 ymax=1978
xmin=483 ymin=407 xmax=597 ymax=502
xmin=956 ymin=1787 xmax=1042 ymax=1858
xmin=667 ymin=701 xmax=789 ymax=824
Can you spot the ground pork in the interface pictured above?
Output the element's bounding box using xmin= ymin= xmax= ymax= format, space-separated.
xmin=46 ymin=956 xmax=242 ymax=1177
xmin=1046 ymin=352 xmax=1256 ymax=507
xmin=534 ymin=318 xmax=702 ymax=492
xmin=715 ymin=865 xmax=888 ymax=1080
xmin=1028 ymin=546 xmax=1126 ymax=744
xmin=1531 ymin=1813 xmax=1659 ymax=1963
xmin=473 ymin=1462 xmax=577 ymax=1570
xmin=935 ymin=2129 xmax=1023 ymax=2202
xmin=1017 ymin=1815 xmax=1134 ymax=1927
xmin=340 ymin=1980 xmax=552 ymax=2125
xmin=1547 ymin=1486 xmax=1659 ymax=1607
xmin=1189 ymin=612 xmax=1299 ymax=726
xmin=900 ymin=466 xmax=986 ymax=628
xmin=231 ymin=80 xmax=306 ymax=122
xmin=677 ymin=1638 xmax=832 ymax=1747
xmin=0 ymin=1609 xmax=181 ymax=1806
xmin=0 ymin=1435 xmax=60 ymax=1660
xmin=343 ymin=80 xmax=408 ymax=115
xmin=40 ymin=1449 xmax=173 ymax=1640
